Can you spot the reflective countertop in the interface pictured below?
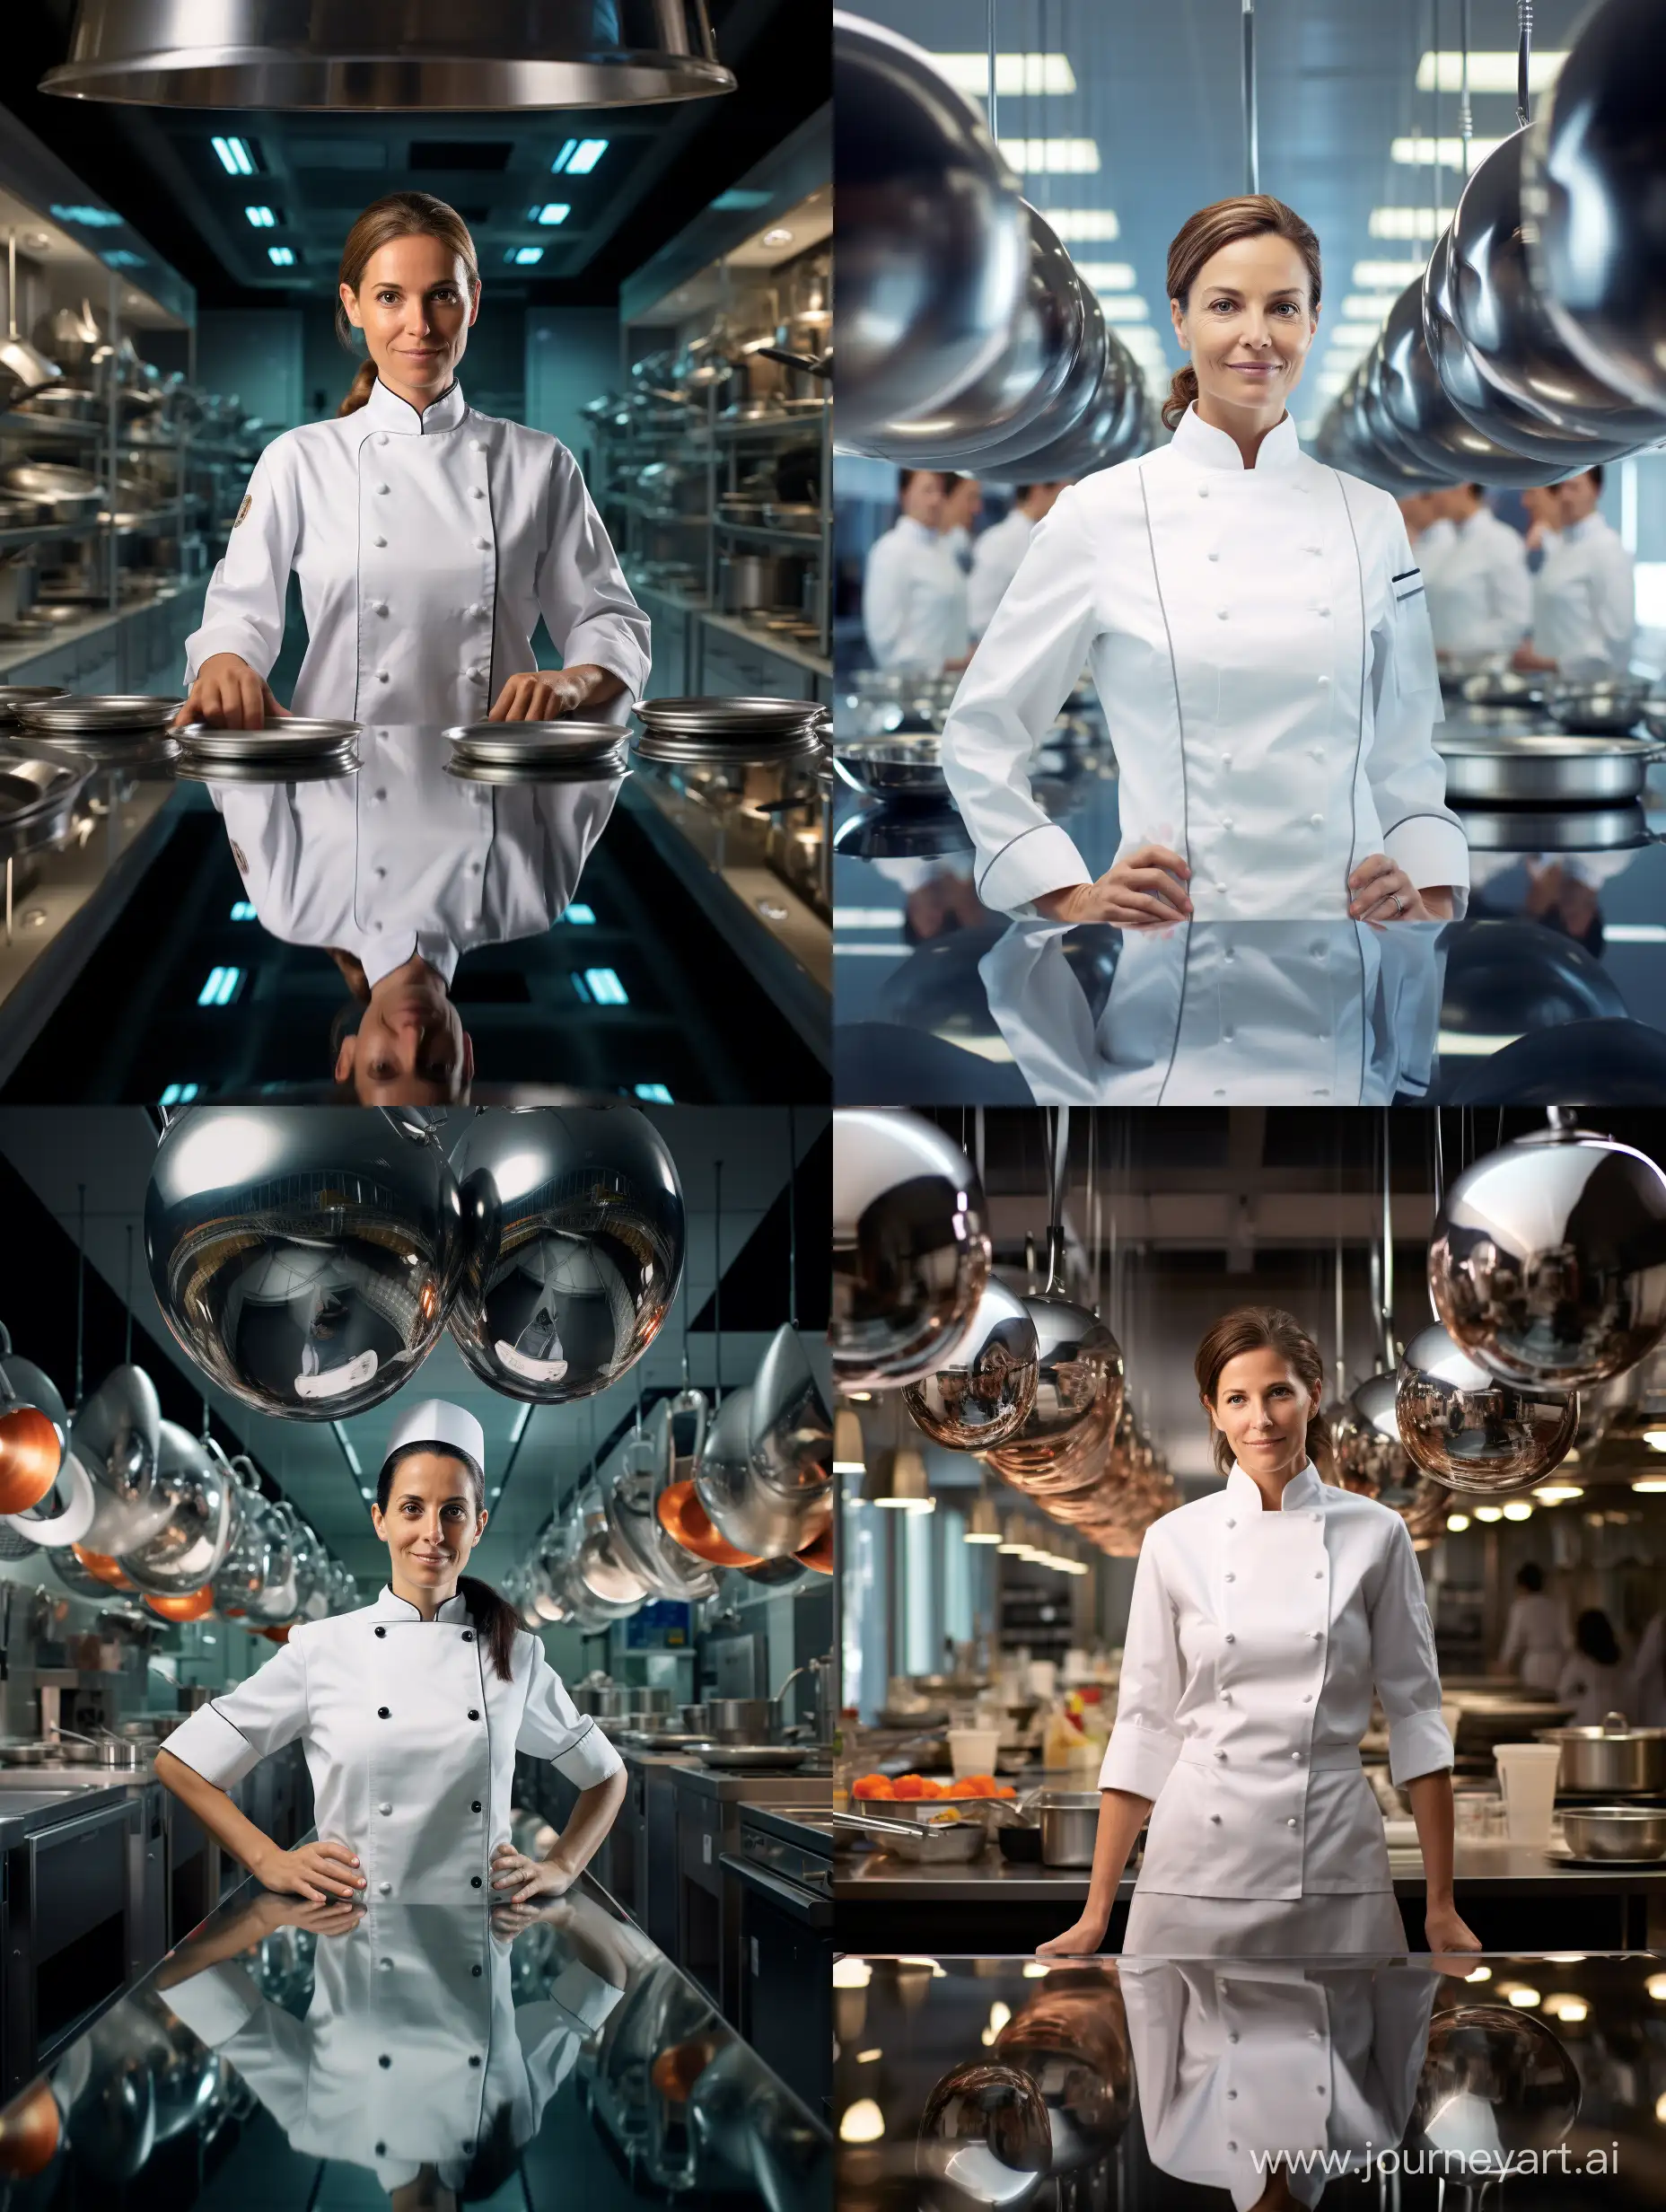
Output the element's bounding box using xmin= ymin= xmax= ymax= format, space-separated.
xmin=835 ymin=1947 xmax=1666 ymax=2208
xmin=833 ymin=709 xmax=1666 ymax=1106
xmin=0 ymin=1861 xmax=829 ymax=2208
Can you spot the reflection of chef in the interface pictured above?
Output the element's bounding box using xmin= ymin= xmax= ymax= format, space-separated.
xmin=212 ymin=732 xmax=621 ymax=1102
xmin=1121 ymin=1948 xmax=1438 ymax=2208
xmin=1421 ymin=487 xmax=1530 ymax=662
xmin=232 ymin=1248 xmax=380 ymax=1401
xmin=862 ymin=471 xmax=971 ymax=673
xmin=978 ymin=919 xmax=1443 ymax=1104
xmin=154 ymin=1893 xmax=640 ymax=2198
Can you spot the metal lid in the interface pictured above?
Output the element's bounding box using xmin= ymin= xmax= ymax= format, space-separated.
xmin=16 ymin=694 xmax=183 ymax=733
xmin=444 ymin=719 xmax=631 ymax=763
xmin=443 ymin=751 xmax=627 ymax=788
xmin=1436 ymin=731 xmax=1661 ymax=760
xmin=636 ymin=696 xmax=827 ymax=733
xmin=176 ymin=718 xmax=363 ymax=752
xmin=632 ymin=729 xmax=824 ymax=768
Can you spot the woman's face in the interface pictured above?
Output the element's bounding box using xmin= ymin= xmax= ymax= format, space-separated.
xmin=1171 ymin=232 xmax=1318 ymax=423
xmin=340 ymin=232 xmax=479 ymax=403
xmin=1205 ymin=1345 xmax=1320 ymax=1479
xmin=372 ymin=1449 xmax=487 ymax=1590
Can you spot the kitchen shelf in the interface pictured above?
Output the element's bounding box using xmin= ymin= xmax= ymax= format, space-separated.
xmin=0 ymin=522 xmax=103 ymax=549
xmin=0 ymin=411 xmax=102 ymax=443
xmin=713 ymin=522 xmax=821 ymax=551
xmin=713 ymin=408 xmax=829 ymax=440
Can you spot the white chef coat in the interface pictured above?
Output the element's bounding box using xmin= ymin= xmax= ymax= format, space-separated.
xmin=943 ymin=522 xmax=973 ymax=569
xmin=184 ymin=377 xmax=651 ymax=727
xmin=940 ymin=406 xmax=1468 ymax=921
xmin=862 ymin=515 xmax=970 ymax=672
xmin=163 ymin=1584 xmax=623 ymax=1904
xmin=978 ymin=917 xmax=1442 ymax=1105
xmin=1530 ymin=511 xmax=1635 ymax=679
xmin=163 ymin=1903 xmax=631 ymax=2192
xmin=1100 ymin=1460 xmax=1452 ymax=1900
xmin=1120 ymin=1953 xmax=1437 ymax=2211
xmin=968 ymin=506 xmax=1036 ymax=636
xmin=212 ymin=728 xmax=620 ymax=987
xmin=1416 ymin=514 xmax=1457 ymax=584
xmin=1555 ymin=1649 xmax=1628 ymax=1727
xmin=1423 ymin=505 xmax=1531 ymax=659
xmin=1628 ymin=1613 xmax=1666 ymax=1726
xmin=1497 ymin=1589 xmax=1573 ymax=1693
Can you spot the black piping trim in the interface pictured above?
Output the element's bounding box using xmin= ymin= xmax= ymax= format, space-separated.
xmin=1154 ymin=919 xmax=1194 ymax=1106
xmin=975 ymin=821 xmax=1055 ymax=902
xmin=1138 ymin=461 xmax=1188 ymax=866
xmin=1354 ymin=920 xmax=1369 ymax=1107
xmin=1337 ymin=472 xmax=1370 ymax=878
xmin=1390 ymin=566 xmax=1420 ymax=583
xmin=206 ymin=1697 xmax=254 ymax=1744
xmin=1380 ymin=808 xmax=1461 ymax=836
xmin=1394 ymin=584 xmax=1425 ymax=602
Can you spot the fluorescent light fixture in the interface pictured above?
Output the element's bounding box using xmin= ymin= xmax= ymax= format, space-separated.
xmin=930 ymin=51 xmax=1077 ymax=94
xmin=1098 ymin=295 xmax=1150 ymax=322
xmin=1531 ymin=1485 xmax=1583 ymax=1504
xmin=1445 ymin=1512 xmax=1471 ymax=1532
xmin=230 ymin=900 xmax=256 ymax=920
xmin=1074 ymin=261 xmax=1136 ymax=290
xmin=1472 ymin=1504 xmax=1504 ymax=1522
xmin=1644 ymin=1427 xmax=1666 ymax=1451
xmin=567 ymin=138 xmax=609 ymax=174
xmin=1501 ymin=1500 xmax=1534 ymax=1521
xmin=1045 ymin=208 xmax=1121 ymax=241
xmin=508 ymin=246 xmax=545 ymax=267
xmin=563 ymin=903 xmax=596 ymax=925
xmin=100 ymin=250 xmax=145 ymax=268
xmin=49 ymin=202 xmax=121 ymax=227
xmin=1633 ymin=1476 xmax=1666 ymax=1494
xmin=1331 ymin=320 xmax=1387 ymax=347
xmin=267 ymin=246 xmax=294 ymax=267
xmin=633 ymin=1083 xmax=673 ymax=1102
xmin=583 ymin=967 xmax=628 ymax=1005
xmin=244 ymin=205 xmax=276 ymax=227
xmin=710 ymin=189 xmax=772 ymax=211
xmin=997 ymin=137 xmax=1101 ymax=174
xmin=1340 ymin=294 xmax=1398 ymax=321
xmin=1390 ymin=134 xmax=1509 ymax=169
xmin=509 ymin=1402 xmax=534 ymax=1444
xmin=212 ymin=135 xmax=255 ymax=175
xmin=1370 ymin=206 xmax=1444 ymax=240
xmin=331 ymin=1422 xmax=363 ymax=1477
xmin=196 ymin=966 xmax=242 ymax=1007
xmin=158 ymin=1083 xmax=200 ymax=1107
xmin=530 ymin=203 xmax=571 ymax=226
xmin=1316 ymin=371 xmax=1351 ymax=394
xmin=359 ymin=1485 xmax=374 ymax=1501
xmin=1355 ymin=259 xmax=1427 ymax=288
xmin=550 ymin=137 xmax=579 ymax=171
xmin=1416 ymin=49 xmax=1565 ymax=92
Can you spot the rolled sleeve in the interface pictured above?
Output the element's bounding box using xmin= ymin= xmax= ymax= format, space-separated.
xmin=164 ymin=1640 xmax=309 ymax=1787
xmin=1372 ymin=1515 xmax=1454 ymax=1786
xmin=1098 ymin=1534 xmax=1185 ymax=1800
xmin=941 ymin=489 xmax=1103 ymax=915
xmin=534 ymin=442 xmax=651 ymax=706
xmin=516 ymin=1643 xmax=625 ymax=1786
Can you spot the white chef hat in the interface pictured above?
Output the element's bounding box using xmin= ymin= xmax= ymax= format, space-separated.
xmin=380 ymin=1398 xmax=486 ymax=1478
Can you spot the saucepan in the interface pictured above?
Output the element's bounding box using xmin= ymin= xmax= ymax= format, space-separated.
xmin=1437 ymin=733 xmax=1665 ymax=806
xmin=1548 ymin=681 xmax=1653 ymax=736
xmin=1037 ymin=1790 xmax=1102 ymax=1866
xmin=1533 ymin=1709 xmax=1666 ymax=1795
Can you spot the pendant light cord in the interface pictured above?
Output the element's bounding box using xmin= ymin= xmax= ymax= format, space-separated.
xmin=713 ymin=1160 xmax=723 ymax=1404
xmin=785 ymin=1105 xmax=797 ymax=1333
xmin=123 ymin=1224 xmax=134 ymax=1366
xmin=74 ymin=1182 xmax=86 ymax=1411
xmin=1516 ymin=0 xmax=1532 ymax=133
xmin=1241 ymin=0 xmax=1259 ymax=196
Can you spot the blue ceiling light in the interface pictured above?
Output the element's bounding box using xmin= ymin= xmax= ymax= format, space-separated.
xmin=267 ymin=246 xmax=295 ymax=268
xmin=99 ymin=250 xmax=145 ymax=268
xmin=567 ymin=139 xmax=609 ymax=174
xmin=211 ymin=135 xmax=255 ymax=176
xmin=561 ymin=903 xmax=596 ymax=925
xmin=549 ymin=137 xmax=579 ymax=172
xmin=158 ymin=1083 xmax=201 ymax=1107
xmin=711 ymin=189 xmax=772 ymax=212
xmin=507 ymin=246 xmax=545 ymax=267
xmin=230 ymin=900 xmax=256 ymax=920
xmin=244 ymin=205 xmax=276 ymax=228
xmin=529 ymin=203 xmax=571 ymax=226
xmin=633 ymin=1083 xmax=673 ymax=1102
xmin=49 ymin=201 xmax=121 ymax=228
xmin=196 ymin=966 xmax=243 ymax=1007
xmin=583 ymin=967 xmax=628 ymax=1005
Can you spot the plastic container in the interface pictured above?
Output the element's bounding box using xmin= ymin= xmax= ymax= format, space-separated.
xmin=947 ymin=1725 xmax=1002 ymax=1778
xmin=1495 ymin=1742 xmax=1562 ymax=1847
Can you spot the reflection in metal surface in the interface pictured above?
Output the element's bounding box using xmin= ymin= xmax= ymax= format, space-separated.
xmin=1373 ymin=281 xmax=1573 ymax=489
xmin=916 ymin=2060 xmax=1051 ymax=2212
xmin=72 ymin=1365 xmax=167 ymax=1555
xmin=980 ymin=1290 xmax=1124 ymax=1496
xmin=831 ymin=1110 xmax=990 ymax=1388
xmin=1396 ymin=1322 xmax=1578 ymax=1493
xmin=114 ymin=1422 xmax=235 ymax=1596
xmin=1411 ymin=2003 xmax=1580 ymax=2165
xmin=145 ymin=1107 xmax=465 ymax=1418
xmin=447 ymin=1107 xmax=685 ymax=1403
xmin=903 ymin=1277 xmax=1039 ymax=1451
xmin=992 ymin=1971 xmax=1133 ymax=2173
xmin=1430 ymin=1115 xmax=1666 ymax=1389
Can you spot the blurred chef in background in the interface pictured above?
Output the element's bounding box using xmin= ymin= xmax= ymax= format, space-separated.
xmin=1513 ymin=466 xmax=1636 ymax=680
xmin=1520 ymin=483 xmax=1562 ymax=562
xmin=939 ymin=474 xmax=983 ymax=568
xmin=969 ymin=480 xmax=1071 ymax=638
xmin=1496 ymin=1562 xmax=1571 ymax=1692
xmin=862 ymin=468 xmax=972 ymax=672
xmin=1398 ymin=489 xmax=1454 ymax=582
xmin=1422 ymin=482 xmax=1530 ymax=663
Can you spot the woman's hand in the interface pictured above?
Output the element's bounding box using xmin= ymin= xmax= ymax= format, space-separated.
xmin=1346 ymin=856 xmax=1448 ymax=923
xmin=256 ymin=1839 xmax=366 ymax=1903
xmin=1425 ymin=1900 xmax=1483 ymax=1954
xmin=487 ymin=667 xmax=622 ymax=723
xmin=1034 ymin=1915 xmax=1109 ymax=1958
xmin=1033 ymin=845 xmax=1193 ymax=928
xmin=173 ymin=652 xmax=288 ymax=732
xmin=490 ymin=1839 xmax=575 ymax=1903
xmin=243 ymin=1892 xmax=364 ymax=1943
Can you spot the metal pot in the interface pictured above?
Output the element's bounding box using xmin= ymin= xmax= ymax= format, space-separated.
xmin=693 ymin=1386 xmax=831 ymax=1559
xmin=1038 ymin=1791 xmax=1101 ymax=1866
xmin=719 ymin=552 xmax=802 ymax=613
xmin=680 ymin=1701 xmax=712 ymax=1733
xmin=1437 ymin=732 xmax=1664 ymax=805
xmin=1534 ymin=1710 xmax=1666 ymax=1795
xmin=1558 ymin=1804 xmax=1666 ymax=1861
xmin=1456 ymin=801 xmax=1652 ymax=853
xmin=700 ymin=1697 xmax=774 ymax=1744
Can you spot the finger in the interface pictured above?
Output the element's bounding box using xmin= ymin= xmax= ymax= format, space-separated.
xmin=1346 ymin=856 xmax=1394 ymax=892
xmin=1126 ymin=845 xmax=1191 ymax=877
xmin=1118 ymin=872 xmax=1192 ymax=910
xmin=1112 ymin=891 xmax=1192 ymax=927
xmin=317 ymin=1842 xmax=361 ymax=1865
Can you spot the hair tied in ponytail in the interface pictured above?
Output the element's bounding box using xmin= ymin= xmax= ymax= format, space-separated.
xmin=458 ymin=1573 xmax=521 ymax=1684
xmin=338 ymin=358 xmax=378 ymax=418
xmin=334 ymin=189 xmax=480 ymax=417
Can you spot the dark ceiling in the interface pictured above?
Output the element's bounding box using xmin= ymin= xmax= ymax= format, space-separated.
xmin=11 ymin=0 xmax=828 ymax=308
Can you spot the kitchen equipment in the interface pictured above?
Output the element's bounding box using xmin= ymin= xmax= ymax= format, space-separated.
xmin=694 ymin=1385 xmax=829 ymax=1560
xmin=443 ymin=719 xmax=630 ymax=767
xmin=655 ymin=1479 xmax=762 ymax=1569
xmin=832 ymin=1110 xmax=990 ymax=1389
xmin=0 ymin=1326 xmax=68 ymax=1518
xmin=16 ymin=695 xmax=182 ymax=737
xmin=832 ymin=1807 xmax=986 ymax=1862
xmin=1446 ymin=1695 xmax=1575 ymax=1760
xmin=14 ymin=385 xmax=99 ymax=425
xmin=71 ymin=1365 xmax=165 ymax=1556
xmin=1 ymin=234 xmax=61 ymax=406
xmin=636 ymin=696 xmax=824 ymax=737
xmin=698 ymin=1698 xmax=772 ymax=1744
xmin=1458 ymin=671 xmax=1548 ymax=709
xmin=175 ymin=718 xmax=363 ymax=763
xmin=834 ymin=740 xmax=951 ymax=801
xmin=1394 ymin=1323 xmax=1579 ymax=1493
xmin=719 ymin=551 xmax=802 ymax=614
xmin=1555 ymin=1804 xmax=1666 ymax=1862
xmin=1037 ymin=1790 xmax=1102 ymax=1866
xmin=1 ymin=463 xmax=101 ymax=524
xmin=947 ymin=1726 xmax=1002 ymax=1778
xmin=1534 ymin=1710 xmax=1666 ymax=1796
xmin=1437 ymin=731 xmax=1663 ymax=805
xmin=696 ymin=1745 xmax=812 ymax=1772
xmin=1547 ymin=681 xmax=1653 ymax=735
xmin=903 ymin=1277 xmax=1040 ymax=1453
xmin=632 ymin=728 xmax=825 ymax=770
xmin=746 ymin=1326 xmax=830 ymax=1500
xmin=1455 ymin=802 xmax=1654 ymax=853
xmin=111 ymin=1426 xmax=234 ymax=1596
xmin=1494 ymin=1742 xmax=1562 ymax=1846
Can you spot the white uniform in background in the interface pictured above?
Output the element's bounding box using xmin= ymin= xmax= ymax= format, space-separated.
xmin=968 ymin=505 xmax=1037 ymax=636
xmin=1102 ymin=1458 xmax=1451 ymax=1950
xmin=1530 ymin=511 xmax=1635 ymax=679
xmin=185 ymin=377 xmax=651 ymax=726
xmin=1415 ymin=513 xmax=1457 ymax=584
xmin=1556 ymin=1649 xmax=1628 ymax=1728
xmin=162 ymin=1582 xmax=621 ymax=1903
xmin=1497 ymin=1589 xmax=1573 ymax=1693
xmin=862 ymin=515 xmax=970 ymax=672
xmin=978 ymin=919 xmax=1442 ymax=1106
xmin=943 ymin=522 xmax=973 ymax=570
xmin=940 ymin=406 xmax=1468 ymax=920
xmin=1628 ymin=1613 xmax=1666 ymax=1726
xmin=1422 ymin=504 xmax=1531 ymax=659
xmin=163 ymin=1902 xmax=637 ymax=2193
xmin=212 ymin=731 xmax=622 ymax=986
xmin=1119 ymin=1953 xmax=1438 ymax=2208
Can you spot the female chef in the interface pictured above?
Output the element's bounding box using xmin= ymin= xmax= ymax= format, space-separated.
xmin=940 ymin=196 xmax=1469 ymax=927
xmin=1039 ymin=1306 xmax=1481 ymax=1960
xmin=154 ymin=1398 xmax=627 ymax=1908
xmin=174 ymin=191 xmax=650 ymax=732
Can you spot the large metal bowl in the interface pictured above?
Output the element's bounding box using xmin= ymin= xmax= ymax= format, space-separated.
xmin=1557 ymin=1804 xmax=1666 ymax=1861
xmin=1438 ymin=732 xmax=1662 ymax=806
xmin=834 ymin=741 xmax=950 ymax=801
xmin=1547 ymin=683 xmax=1652 ymax=736
xmin=834 ymin=1807 xmax=986 ymax=1862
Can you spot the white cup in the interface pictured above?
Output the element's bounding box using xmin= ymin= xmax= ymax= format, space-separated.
xmin=1494 ymin=1743 xmax=1563 ymax=1846
xmin=947 ymin=1726 xmax=1002 ymax=1779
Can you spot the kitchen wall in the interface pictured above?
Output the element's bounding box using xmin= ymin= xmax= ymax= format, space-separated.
xmin=525 ymin=307 xmax=618 ymax=471
xmin=194 ymin=309 xmax=304 ymax=438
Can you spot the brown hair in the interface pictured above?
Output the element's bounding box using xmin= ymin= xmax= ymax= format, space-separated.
xmin=377 ymin=1442 xmax=518 ymax=1681
xmin=1193 ymin=1305 xmax=1334 ymax=1481
xmin=336 ymin=191 xmax=480 ymax=417
xmin=1162 ymin=196 xmax=1323 ymax=432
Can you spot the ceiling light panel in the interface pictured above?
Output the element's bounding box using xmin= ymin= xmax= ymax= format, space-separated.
xmin=1353 ymin=259 xmax=1426 ymax=288
xmin=1390 ymin=134 xmax=1509 ymax=168
xmin=1369 ymin=206 xmax=1444 ymax=240
xmin=1415 ymin=49 xmax=1565 ymax=92
xmin=1073 ymin=260 xmax=1136 ymax=289
xmin=1044 ymin=209 xmax=1121 ymax=241
xmin=929 ymin=52 xmax=1077 ymax=94
xmin=996 ymin=137 xmax=1101 ymax=174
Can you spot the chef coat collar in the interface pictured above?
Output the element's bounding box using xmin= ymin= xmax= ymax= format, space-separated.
xmin=1170 ymin=402 xmax=1301 ymax=474
xmin=897 ymin=514 xmax=941 ymax=549
xmin=371 ymin=1583 xmax=471 ymax=1625
xmin=363 ymin=376 xmax=467 ymax=436
xmin=1223 ymin=1459 xmax=1323 ymax=1514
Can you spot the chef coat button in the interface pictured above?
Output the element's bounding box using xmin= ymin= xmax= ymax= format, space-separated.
xmin=378 ymin=1706 xmax=390 ymax=1717
xmin=1314 ymin=1570 xmax=1322 ymax=1578
xmin=372 ymin=534 xmax=387 ymax=549
xmin=377 ymin=670 xmax=390 ymax=683
xmin=372 ymin=920 xmax=383 ymax=935
xmin=1228 ymin=2141 xmax=1238 ymax=2153
xmin=471 ymin=1964 xmax=482 ymax=1977
xmin=1214 ymin=1749 xmax=1227 ymax=1760
xmin=1287 ymin=1817 xmax=1298 ymax=1827
xmin=462 ymin=1628 xmax=474 ymax=1640
xmin=376 ymin=482 xmax=390 ymax=496
xmin=373 ymin=601 xmax=389 ymax=617
xmin=377 ymin=434 xmax=388 ymax=445
xmin=373 ymin=788 xmax=387 ymax=802
xmin=1317 ymin=673 xmax=1330 ymax=688
xmin=471 ymin=1875 xmax=483 ymax=1888
xmin=1311 ymin=747 xmax=1324 ymax=762
xmin=474 ymin=536 xmax=489 ymax=550
xmin=1207 ymin=549 xmax=1220 ymax=562
xmin=1210 ymin=1813 xmax=1222 ymax=1822
xmin=373 ymin=865 xmax=386 ymax=880
xmin=1197 ymin=485 xmax=1209 ymax=497
xmin=1216 ymin=608 xmax=1229 ymax=620
xmin=469 ymin=2054 xmax=481 ymax=2067
xmin=379 ymin=1958 xmax=391 ymax=1971
xmin=1310 ymin=813 xmax=1322 ymax=827
xmin=1224 ymin=1633 xmax=1236 ymax=1644
xmin=380 ymin=1802 xmax=392 ymax=1815
xmin=1221 ymin=817 xmax=1232 ymax=831
xmin=379 ymin=1881 xmax=392 ymax=1895
xmin=1309 ymin=544 xmax=1321 ymax=555
xmin=374 ymin=1627 xmax=385 ymax=1637
xmin=1226 ymin=2089 xmax=1237 ymax=2101
xmin=462 ymin=2141 xmax=474 ymax=2154
xmin=470 ymin=437 xmax=484 ymax=452
xmin=472 ymin=487 xmax=485 ymax=499
xmin=1221 ymin=1690 xmax=1232 ymax=1703
xmin=472 ymin=1800 xmax=482 ymax=1812
xmin=1302 ymin=1694 xmax=1312 ymax=1703
xmin=1224 ymin=1572 xmax=1235 ymax=1582
xmin=1293 ymin=1751 xmax=1302 ymax=1761
xmin=469 ymin=1707 xmax=480 ymax=1720
xmin=1316 ymin=604 xmax=1329 ymax=616
xmin=1213 ymin=880 xmax=1225 ymax=893
xmin=1225 ymin=1517 xmax=1234 ymax=1528
xmin=377 ymin=2140 xmax=387 ymax=2155
xmin=379 ymin=2054 xmax=391 ymax=2069
xmin=1311 ymin=1629 xmax=1322 ymax=1639
xmin=1213 ymin=1089 xmax=1226 ymax=1098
